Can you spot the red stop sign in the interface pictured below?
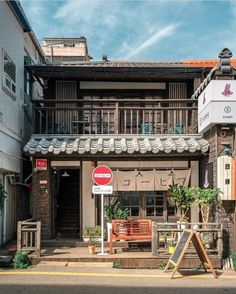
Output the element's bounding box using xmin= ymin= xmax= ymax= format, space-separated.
xmin=92 ymin=165 xmax=113 ymax=186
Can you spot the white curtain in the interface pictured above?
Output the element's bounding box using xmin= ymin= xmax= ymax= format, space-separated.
xmin=112 ymin=169 xmax=191 ymax=191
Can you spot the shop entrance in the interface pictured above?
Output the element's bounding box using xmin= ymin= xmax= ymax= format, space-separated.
xmin=54 ymin=169 xmax=80 ymax=238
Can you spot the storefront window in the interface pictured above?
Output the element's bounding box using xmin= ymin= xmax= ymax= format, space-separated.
xmin=105 ymin=190 xmax=176 ymax=220
xmin=120 ymin=191 xmax=140 ymax=217
xmin=146 ymin=191 xmax=164 ymax=217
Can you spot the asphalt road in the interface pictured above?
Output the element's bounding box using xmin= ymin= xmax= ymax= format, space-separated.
xmin=0 ymin=267 xmax=235 ymax=294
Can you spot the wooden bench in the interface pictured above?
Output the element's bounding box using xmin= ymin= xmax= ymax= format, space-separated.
xmin=109 ymin=219 xmax=152 ymax=254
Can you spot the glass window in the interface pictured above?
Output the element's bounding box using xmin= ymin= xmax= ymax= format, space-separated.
xmin=119 ymin=191 xmax=140 ymax=217
xmin=146 ymin=191 xmax=164 ymax=217
xmin=3 ymin=50 xmax=16 ymax=95
xmin=167 ymin=197 xmax=175 ymax=216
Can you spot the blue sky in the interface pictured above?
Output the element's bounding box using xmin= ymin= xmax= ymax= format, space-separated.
xmin=21 ymin=0 xmax=236 ymax=61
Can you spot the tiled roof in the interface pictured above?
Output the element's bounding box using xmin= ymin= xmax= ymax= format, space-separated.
xmin=182 ymin=59 xmax=236 ymax=68
xmin=24 ymin=135 xmax=209 ymax=156
xmin=37 ymin=61 xmax=191 ymax=68
xmin=32 ymin=58 xmax=236 ymax=69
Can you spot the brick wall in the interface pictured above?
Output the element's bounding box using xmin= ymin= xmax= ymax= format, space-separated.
xmin=32 ymin=160 xmax=52 ymax=239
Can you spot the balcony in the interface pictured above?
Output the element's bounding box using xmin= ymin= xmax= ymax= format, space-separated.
xmin=32 ymin=98 xmax=198 ymax=135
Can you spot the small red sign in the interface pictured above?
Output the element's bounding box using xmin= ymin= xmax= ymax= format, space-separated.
xmin=36 ymin=159 xmax=47 ymax=170
xmin=92 ymin=165 xmax=113 ymax=186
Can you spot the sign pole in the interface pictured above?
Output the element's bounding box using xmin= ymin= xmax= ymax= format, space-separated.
xmin=97 ymin=192 xmax=107 ymax=255
xmin=101 ymin=192 xmax=105 ymax=255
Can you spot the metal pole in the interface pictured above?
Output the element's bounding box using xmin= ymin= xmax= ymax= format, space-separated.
xmin=98 ymin=192 xmax=107 ymax=255
xmin=101 ymin=193 xmax=104 ymax=254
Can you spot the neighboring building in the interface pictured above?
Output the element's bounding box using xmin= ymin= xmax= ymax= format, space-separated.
xmin=192 ymin=48 xmax=236 ymax=256
xmin=42 ymin=37 xmax=91 ymax=63
xmin=0 ymin=0 xmax=44 ymax=245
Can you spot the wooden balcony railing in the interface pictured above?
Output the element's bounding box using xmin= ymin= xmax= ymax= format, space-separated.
xmin=32 ymin=99 xmax=198 ymax=135
xmin=152 ymin=222 xmax=223 ymax=257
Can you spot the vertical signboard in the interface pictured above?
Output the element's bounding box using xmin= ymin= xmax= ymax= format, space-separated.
xmin=198 ymin=80 xmax=236 ymax=133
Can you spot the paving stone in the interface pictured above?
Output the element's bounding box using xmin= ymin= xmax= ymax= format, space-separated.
xmin=67 ymin=262 xmax=113 ymax=268
xmin=36 ymin=261 xmax=68 ymax=267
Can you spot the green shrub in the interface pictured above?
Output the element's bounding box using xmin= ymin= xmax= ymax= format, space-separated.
xmin=156 ymin=261 xmax=167 ymax=270
xmin=112 ymin=262 xmax=121 ymax=269
xmin=13 ymin=251 xmax=31 ymax=269
xmin=231 ymin=252 xmax=236 ymax=271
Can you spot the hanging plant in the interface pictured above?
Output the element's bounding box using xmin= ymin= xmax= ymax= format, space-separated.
xmin=0 ymin=184 xmax=7 ymax=214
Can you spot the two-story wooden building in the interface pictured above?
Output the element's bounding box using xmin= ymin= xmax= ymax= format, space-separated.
xmin=23 ymin=51 xmax=235 ymax=255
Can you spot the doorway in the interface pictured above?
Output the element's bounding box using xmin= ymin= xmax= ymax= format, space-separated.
xmin=56 ymin=169 xmax=80 ymax=238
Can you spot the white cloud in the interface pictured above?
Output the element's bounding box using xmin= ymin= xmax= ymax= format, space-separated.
xmin=121 ymin=23 xmax=180 ymax=59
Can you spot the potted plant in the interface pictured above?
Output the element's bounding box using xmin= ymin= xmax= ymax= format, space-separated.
xmin=88 ymin=234 xmax=96 ymax=254
xmin=168 ymin=185 xmax=195 ymax=222
xmin=87 ymin=226 xmax=101 ymax=254
xmin=168 ymin=239 xmax=177 ymax=254
xmin=104 ymin=199 xmax=129 ymax=241
xmin=82 ymin=226 xmax=92 ymax=242
xmin=196 ymin=188 xmax=222 ymax=224
xmin=82 ymin=225 xmax=101 ymax=243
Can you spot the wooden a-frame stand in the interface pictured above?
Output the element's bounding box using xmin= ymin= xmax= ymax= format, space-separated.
xmin=164 ymin=229 xmax=217 ymax=279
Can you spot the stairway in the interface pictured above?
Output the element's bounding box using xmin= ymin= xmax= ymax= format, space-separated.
xmin=57 ymin=169 xmax=80 ymax=238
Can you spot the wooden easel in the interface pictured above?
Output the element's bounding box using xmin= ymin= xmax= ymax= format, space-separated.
xmin=164 ymin=229 xmax=217 ymax=279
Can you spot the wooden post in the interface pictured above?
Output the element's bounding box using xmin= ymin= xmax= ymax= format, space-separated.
xmin=36 ymin=222 xmax=41 ymax=257
xmin=217 ymin=224 xmax=223 ymax=258
xmin=17 ymin=221 xmax=22 ymax=252
xmin=152 ymin=222 xmax=158 ymax=256
xmin=114 ymin=102 xmax=119 ymax=134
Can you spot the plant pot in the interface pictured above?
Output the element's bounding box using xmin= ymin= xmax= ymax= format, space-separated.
xmin=107 ymin=222 xmax=112 ymax=241
xmin=177 ymin=221 xmax=187 ymax=240
xmin=82 ymin=236 xmax=90 ymax=242
xmin=88 ymin=245 xmax=96 ymax=254
xmin=168 ymin=246 xmax=175 ymax=254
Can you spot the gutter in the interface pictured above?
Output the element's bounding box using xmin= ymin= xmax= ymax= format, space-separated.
xmin=7 ymin=1 xmax=31 ymax=32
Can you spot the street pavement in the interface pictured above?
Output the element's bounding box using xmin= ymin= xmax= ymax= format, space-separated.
xmin=0 ymin=266 xmax=235 ymax=294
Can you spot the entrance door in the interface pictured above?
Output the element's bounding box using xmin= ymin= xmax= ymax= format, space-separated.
xmin=57 ymin=169 xmax=80 ymax=238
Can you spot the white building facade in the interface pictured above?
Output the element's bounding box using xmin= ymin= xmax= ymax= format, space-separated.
xmin=0 ymin=0 xmax=44 ymax=245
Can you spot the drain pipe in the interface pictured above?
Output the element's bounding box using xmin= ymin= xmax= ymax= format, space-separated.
xmin=3 ymin=174 xmax=15 ymax=243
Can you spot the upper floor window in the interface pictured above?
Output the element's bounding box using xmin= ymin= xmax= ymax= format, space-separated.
xmin=3 ymin=50 xmax=16 ymax=96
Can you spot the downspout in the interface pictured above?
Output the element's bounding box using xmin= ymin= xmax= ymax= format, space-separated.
xmin=3 ymin=174 xmax=15 ymax=243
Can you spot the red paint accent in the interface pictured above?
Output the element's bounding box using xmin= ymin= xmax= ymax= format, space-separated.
xmin=92 ymin=165 xmax=113 ymax=186
xmin=36 ymin=159 xmax=47 ymax=170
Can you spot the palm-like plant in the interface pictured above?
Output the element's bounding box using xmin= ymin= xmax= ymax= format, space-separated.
xmin=197 ymin=188 xmax=222 ymax=224
xmin=168 ymin=185 xmax=195 ymax=222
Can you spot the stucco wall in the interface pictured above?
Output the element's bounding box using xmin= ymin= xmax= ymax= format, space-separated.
xmin=0 ymin=1 xmax=25 ymax=244
xmin=82 ymin=162 xmax=96 ymax=229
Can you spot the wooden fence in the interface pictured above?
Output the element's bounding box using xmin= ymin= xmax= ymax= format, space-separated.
xmin=17 ymin=218 xmax=41 ymax=257
xmin=152 ymin=222 xmax=223 ymax=258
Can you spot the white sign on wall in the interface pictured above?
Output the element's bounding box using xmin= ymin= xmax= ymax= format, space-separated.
xmin=198 ymin=80 xmax=236 ymax=133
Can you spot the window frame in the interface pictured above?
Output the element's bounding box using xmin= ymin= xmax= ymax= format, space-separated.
xmin=2 ymin=49 xmax=16 ymax=98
